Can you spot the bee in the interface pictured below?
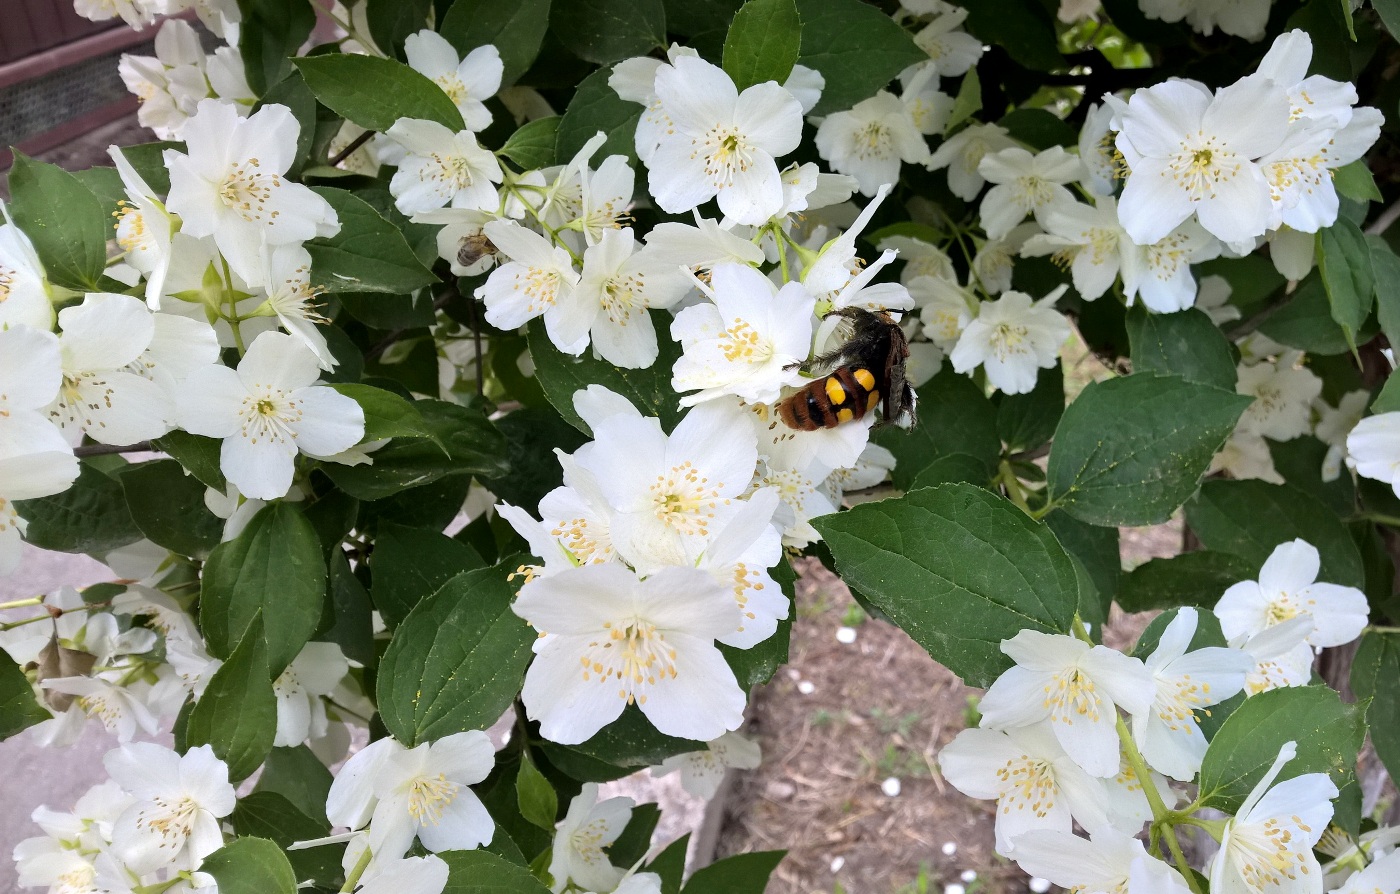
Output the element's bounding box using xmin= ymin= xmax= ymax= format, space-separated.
xmin=456 ymin=231 xmax=497 ymax=269
xmin=777 ymin=307 xmax=915 ymax=431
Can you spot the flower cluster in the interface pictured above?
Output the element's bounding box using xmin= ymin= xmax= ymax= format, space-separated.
xmin=941 ymin=537 xmax=1368 ymax=886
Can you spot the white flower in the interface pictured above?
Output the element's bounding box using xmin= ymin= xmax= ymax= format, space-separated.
xmin=549 ymin=783 xmax=633 ymax=894
xmin=477 ymin=220 xmax=586 ymax=351
xmin=41 ymin=675 xmax=162 ymax=744
xmin=927 ymin=123 xmax=1019 ymax=201
xmin=1236 ymin=354 xmax=1323 ymax=441
xmin=1210 ymin=741 xmax=1338 ymax=894
xmin=1132 ymin=608 xmax=1252 ymax=781
xmin=117 ymin=19 xmax=211 ymax=139
xmin=1211 ymin=430 xmax=1285 ymax=484
xmin=911 ymin=276 xmax=976 ymax=352
xmin=977 ymin=630 xmax=1155 ymax=777
xmin=977 ymin=146 xmax=1080 ymax=240
xmin=879 ymin=235 xmax=956 ymax=285
xmin=259 ymin=242 xmax=336 ymax=370
xmin=1328 ymin=848 xmax=1400 ymax=894
xmin=325 ymin=731 xmax=495 ymax=862
xmin=1007 ymin=829 xmax=1193 ymax=894
xmin=512 ymin=563 xmax=746 ymax=744
xmin=354 ymin=855 xmax=450 ymax=894
xmin=273 ymin=641 xmax=351 ymax=747
xmin=757 ymin=458 xmax=840 ymax=548
xmin=1216 ymin=539 xmax=1369 ymax=650
xmin=572 ymin=228 xmax=692 ymax=368
xmin=110 ymin=146 xmax=177 ymax=308
xmin=179 ymin=330 xmax=366 ymax=500
xmin=900 ymin=65 xmax=954 ymax=136
xmin=973 ymin=221 xmax=1040 ymax=295
xmin=652 ymin=731 xmax=762 ymax=799
xmin=911 ymin=8 xmax=985 ymax=76
xmin=1236 ymin=615 xmax=1317 ymax=696
xmin=75 ymin=0 xmax=161 ymax=28
xmin=938 ymin=724 xmax=1114 ymax=853
xmin=645 ymin=55 xmax=803 ymax=225
xmin=105 ymin=743 xmax=235 ymax=875
xmin=1079 ymin=101 xmax=1121 ymax=196
xmin=815 ymin=91 xmax=931 ymax=197
xmin=1348 ymin=412 xmax=1400 ymax=498
xmin=47 ymin=293 xmax=174 ymax=446
xmin=950 ymin=289 xmax=1071 ymax=396
xmin=643 ymin=217 xmax=766 ymax=273
xmin=405 ymin=30 xmax=502 ymax=131
xmin=1197 ymin=274 xmax=1241 ymax=325
xmin=1314 ymin=390 xmax=1369 ymax=481
xmin=1137 ymin=0 xmax=1272 ymax=40
xmin=692 ymin=488 xmax=789 ymax=648
xmin=1115 ymin=76 xmax=1291 ymax=246
xmin=386 ymin=119 xmax=503 ymax=215
xmin=671 ymin=263 xmax=815 ymax=406
xmin=166 ymin=100 xmax=339 ymax=284
xmin=0 ymin=219 xmax=53 ymax=331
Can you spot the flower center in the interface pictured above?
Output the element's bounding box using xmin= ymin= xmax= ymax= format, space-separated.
xmin=114 ymin=201 xmax=154 ymax=255
xmin=136 ymin=795 xmax=198 ymax=844
xmin=569 ymin=817 xmax=617 ymax=868
xmin=239 ymin=388 xmax=303 ymax=446
xmin=434 ymin=74 xmax=468 ymax=106
xmin=1228 ymin=816 xmax=1315 ymax=892
xmin=549 ymin=515 xmax=611 ymax=564
xmin=697 ymin=126 xmax=755 ymax=188
xmin=1169 ymin=136 xmax=1241 ymax=200
xmin=856 ymin=122 xmax=893 ymax=160
xmin=720 ymin=319 xmax=772 ymax=363
xmin=601 ymin=274 xmax=645 ymax=324
xmin=1155 ymin=671 xmax=1214 ymax=732
xmin=579 ymin=618 xmax=680 ymax=704
xmin=989 ymin=321 xmax=1030 ymax=360
xmin=994 ymin=755 xmax=1058 ymax=818
xmin=218 ymin=158 xmax=281 ymax=224
xmin=428 ymin=152 xmax=477 ymax=192
xmin=406 ymin=773 xmax=460 ymax=826
xmin=1044 ymin=666 xmax=1103 ymax=724
xmin=513 ymin=266 xmax=562 ymax=314
xmin=648 ymin=461 xmax=725 ymax=536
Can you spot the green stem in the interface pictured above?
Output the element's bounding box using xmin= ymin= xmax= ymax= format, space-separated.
xmin=1358 ymin=512 xmax=1400 ymax=528
xmin=0 ymin=596 xmax=43 ymax=611
xmin=775 ymin=225 xmax=792 ymax=283
xmin=507 ymin=184 xmax=583 ymax=264
xmin=220 ymin=257 xmax=246 ymax=354
xmin=997 ymin=460 xmax=1033 ymax=515
xmin=0 ymin=613 xmax=54 ymax=632
xmin=340 ymin=843 xmax=373 ymax=893
xmin=1115 ymin=712 xmax=1203 ymax=893
xmin=1366 ymin=625 xmax=1400 ymax=635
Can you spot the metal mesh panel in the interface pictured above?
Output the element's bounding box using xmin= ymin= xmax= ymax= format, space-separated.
xmin=0 ymin=41 xmax=150 ymax=146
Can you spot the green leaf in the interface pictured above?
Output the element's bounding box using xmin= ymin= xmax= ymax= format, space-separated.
xmin=946 ymin=67 xmax=981 ymax=132
xmin=1046 ymin=373 xmax=1251 ymax=527
xmin=997 ymin=361 xmax=1064 ymax=453
xmin=441 ymin=849 xmax=553 ymax=894
xmin=529 ymin=314 xmax=684 ymax=434
xmin=611 ymin=803 xmax=661 ymax=868
xmin=999 ymin=108 xmax=1077 ymax=152
xmin=439 ymin=0 xmax=552 ymax=86
xmin=0 ymin=651 xmax=48 ymax=741
xmin=1131 ymin=605 xmax=1229 ymax=661
xmin=549 ymin=0 xmax=666 ymax=65
xmin=1376 ymin=0 xmax=1400 ymax=43
xmin=481 ymin=407 xmax=588 ymax=509
xmin=682 ymin=851 xmax=786 ymax=894
xmin=647 ymin=832 xmax=690 ymax=894
xmin=120 ymin=460 xmax=223 ymax=558
xmin=153 ymin=430 xmax=227 ymax=490
xmin=1117 ymin=551 xmax=1258 ymax=613
xmin=365 ymin=0 xmax=433 ymax=59
xmin=1373 ymin=375 xmax=1400 ymax=414
xmin=555 ymin=67 xmax=644 ymax=167
xmin=1333 ymin=159 xmax=1382 ymax=202
xmin=873 ymin=368 xmax=1000 ymax=490
xmin=370 ymin=521 xmax=486 ymax=627
xmin=1197 ymin=686 xmax=1365 ymax=813
xmin=499 ymin=117 xmax=561 ymax=170
xmin=185 ymin=618 xmax=278 ymax=782
xmin=1259 ymin=272 xmax=1370 ymax=356
xmin=517 ymin=749 xmax=559 ymax=830
xmin=200 ymin=503 xmax=326 ymax=674
xmin=326 ymin=383 xmax=431 ymax=442
xmin=554 ymin=705 xmax=699 ymax=769
xmin=6 ymin=152 xmax=109 ymax=291
xmin=1352 ymin=632 xmax=1400 ymax=782
xmin=377 ymin=566 xmax=536 ymax=745
xmin=723 ymin=0 xmax=802 ymax=90
xmin=231 ymin=791 xmax=340 ymax=888
xmin=254 ymin=745 xmax=334 ymax=824
xmin=813 ymin=483 xmax=1082 ymax=687
xmin=238 ymin=0 xmax=316 ymax=95
xmin=1045 ymin=511 xmax=1120 ymax=620
xmin=794 ymin=0 xmax=926 ymax=116
xmin=909 ymin=453 xmax=992 ymax=490
xmin=1184 ymin=479 xmax=1366 ymax=589
xmin=1369 ymin=238 xmax=1400 ymax=352
xmin=959 ymin=0 xmax=1063 ymax=71
xmin=201 ymin=837 xmax=297 ymax=894
xmin=324 ymin=549 xmax=376 ymax=667
xmin=1318 ymin=219 xmax=1375 ymax=350
xmin=1125 ymin=306 xmax=1237 ymax=390
xmin=16 ymin=461 xmax=143 ymax=554
xmin=306 ymin=187 xmax=438 ymax=294
xmin=294 ymin=54 xmax=465 ymax=132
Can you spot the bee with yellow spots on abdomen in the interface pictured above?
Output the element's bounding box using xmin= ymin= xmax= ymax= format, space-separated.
xmin=777 ymin=307 xmax=915 ymax=431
